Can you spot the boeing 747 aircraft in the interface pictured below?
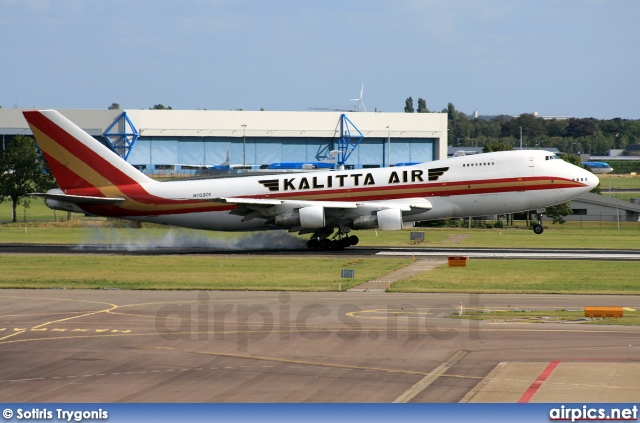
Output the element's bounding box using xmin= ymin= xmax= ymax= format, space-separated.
xmin=24 ymin=110 xmax=598 ymax=250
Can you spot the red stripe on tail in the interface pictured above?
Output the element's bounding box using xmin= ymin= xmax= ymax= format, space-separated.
xmin=23 ymin=110 xmax=147 ymax=191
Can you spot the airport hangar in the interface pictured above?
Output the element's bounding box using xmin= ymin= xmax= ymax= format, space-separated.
xmin=0 ymin=108 xmax=448 ymax=172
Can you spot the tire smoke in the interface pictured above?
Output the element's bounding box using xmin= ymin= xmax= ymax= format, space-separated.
xmin=74 ymin=227 xmax=308 ymax=251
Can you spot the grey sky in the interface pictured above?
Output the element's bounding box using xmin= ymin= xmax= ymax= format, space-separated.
xmin=2 ymin=0 xmax=638 ymax=119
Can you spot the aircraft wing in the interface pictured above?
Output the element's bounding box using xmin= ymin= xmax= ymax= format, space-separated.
xmin=208 ymin=197 xmax=432 ymax=231
xmin=214 ymin=197 xmax=432 ymax=211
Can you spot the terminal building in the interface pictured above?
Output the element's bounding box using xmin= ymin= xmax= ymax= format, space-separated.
xmin=0 ymin=109 xmax=448 ymax=173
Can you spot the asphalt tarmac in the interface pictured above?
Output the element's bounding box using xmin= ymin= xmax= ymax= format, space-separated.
xmin=2 ymin=243 xmax=640 ymax=260
xmin=1 ymin=289 xmax=639 ymax=403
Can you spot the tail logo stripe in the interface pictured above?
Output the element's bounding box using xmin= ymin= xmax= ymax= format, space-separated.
xmin=24 ymin=110 xmax=150 ymax=189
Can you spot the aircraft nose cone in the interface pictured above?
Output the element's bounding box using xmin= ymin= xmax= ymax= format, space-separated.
xmin=585 ymin=169 xmax=599 ymax=190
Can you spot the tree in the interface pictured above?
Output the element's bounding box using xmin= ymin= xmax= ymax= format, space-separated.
xmin=559 ymin=152 xmax=581 ymax=166
xmin=566 ymin=118 xmax=596 ymax=138
xmin=544 ymin=119 xmax=568 ymax=137
xmin=417 ymin=98 xmax=429 ymax=113
xmin=444 ymin=103 xmax=474 ymax=145
xmin=108 ymin=103 xmax=120 ymax=110
xmin=0 ymin=136 xmax=56 ymax=222
xmin=514 ymin=113 xmax=545 ymax=138
xmin=473 ymin=118 xmax=501 ymax=138
xmin=451 ymin=113 xmax=473 ymax=145
xmin=483 ymin=142 xmax=513 ymax=153
xmin=445 ymin=102 xmax=458 ymax=121
xmin=404 ymin=97 xmax=414 ymax=113
xmin=545 ymin=202 xmax=572 ymax=224
xmin=150 ymin=104 xmax=173 ymax=110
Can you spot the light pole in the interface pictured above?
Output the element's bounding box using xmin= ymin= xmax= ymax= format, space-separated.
xmin=614 ymin=186 xmax=620 ymax=231
xmin=386 ymin=126 xmax=390 ymax=167
xmin=519 ymin=126 xmax=523 ymax=150
xmin=241 ymin=124 xmax=247 ymax=167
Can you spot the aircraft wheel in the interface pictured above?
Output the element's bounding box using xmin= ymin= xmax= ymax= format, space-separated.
xmin=330 ymin=240 xmax=341 ymax=250
xmin=307 ymin=239 xmax=319 ymax=249
xmin=348 ymin=235 xmax=359 ymax=246
xmin=319 ymin=239 xmax=332 ymax=250
xmin=533 ymin=224 xmax=544 ymax=235
xmin=338 ymin=238 xmax=351 ymax=249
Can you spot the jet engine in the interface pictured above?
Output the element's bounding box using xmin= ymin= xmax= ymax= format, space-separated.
xmin=352 ymin=208 xmax=403 ymax=231
xmin=274 ymin=205 xmax=325 ymax=228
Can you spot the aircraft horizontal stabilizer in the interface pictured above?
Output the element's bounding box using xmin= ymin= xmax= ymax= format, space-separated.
xmin=30 ymin=192 xmax=125 ymax=205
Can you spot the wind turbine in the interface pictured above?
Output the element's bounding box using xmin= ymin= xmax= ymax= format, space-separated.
xmin=350 ymin=83 xmax=366 ymax=112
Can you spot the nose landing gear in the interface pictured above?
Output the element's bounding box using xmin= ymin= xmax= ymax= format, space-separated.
xmin=533 ymin=210 xmax=544 ymax=234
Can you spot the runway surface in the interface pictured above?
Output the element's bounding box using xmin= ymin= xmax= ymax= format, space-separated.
xmin=1 ymin=289 xmax=639 ymax=402
xmin=2 ymin=243 xmax=640 ymax=260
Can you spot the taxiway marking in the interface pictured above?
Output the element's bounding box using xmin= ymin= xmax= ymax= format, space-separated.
xmin=393 ymin=350 xmax=468 ymax=403
xmin=518 ymin=360 xmax=561 ymax=403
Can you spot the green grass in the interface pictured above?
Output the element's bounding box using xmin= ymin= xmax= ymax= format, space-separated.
xmin=392 ymin=259 xmax=640 ymax=295
xmin=0 ymin=198 xmax=79 ymax=223
xmin=0 ymin=255 xmax=411 ymax=291
xmin=355 ymin=224 xmax=640 ymax=249
xmin=452 ymin=308 xmax=640 ymax=326
xmin=598 ymin=174 xmax=640 ymax=190
xmin=600 ymin=193 xmax=640 ymax=201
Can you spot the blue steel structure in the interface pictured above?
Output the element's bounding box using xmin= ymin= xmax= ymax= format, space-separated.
xmin=103 ymin=112 xmax=139 ymax=160
xmin=337 ymin=114 xmax=364 ymax=167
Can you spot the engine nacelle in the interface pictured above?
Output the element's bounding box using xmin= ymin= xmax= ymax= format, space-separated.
xmin=352 ymin=208 xmax=403 ymax=231
xmin=299 ymin=205 xmax=325 ymax=228
xmin=274 ymin=212 xmax=301 ymax=227
xmin=274 ymin=206 xmax=326 ymax=229
xmin=352 ymin=214 xmax=378 ymax=229
xmin=376 ymin=208 xmax=403 ymax=231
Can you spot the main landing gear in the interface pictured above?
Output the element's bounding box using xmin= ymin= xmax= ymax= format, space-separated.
xmin=533 ymin=210 xmax=544 ymax=235
xmin=307 ymin=228 xmax=359 ymax=250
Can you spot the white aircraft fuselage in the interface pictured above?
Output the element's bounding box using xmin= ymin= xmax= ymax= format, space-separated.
xmin=105 ymin=150 xmax=593 ymax=232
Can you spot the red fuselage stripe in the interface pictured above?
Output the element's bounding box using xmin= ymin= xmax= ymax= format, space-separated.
xmin=77 ymin=176 xmax=584 ymax=217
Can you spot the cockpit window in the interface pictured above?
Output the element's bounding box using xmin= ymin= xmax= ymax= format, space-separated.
xmin=545 ymin=154 xmax=560 ymax=161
